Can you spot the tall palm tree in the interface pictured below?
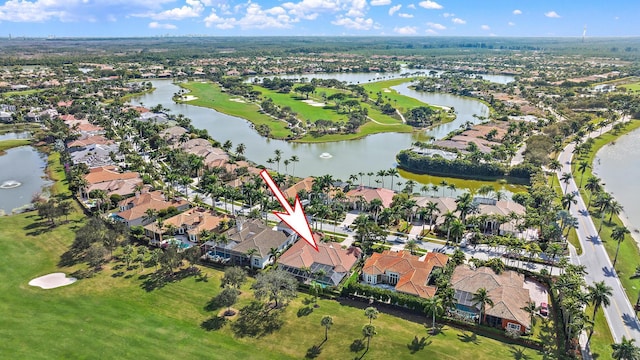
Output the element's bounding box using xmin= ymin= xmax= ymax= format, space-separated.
xmin=273 ymin=149 xmax=282 ymax=173
xmin=472 ymin=288 xmax=494 ymax=325
xmin=521 ymin=301 xmax=539 ymax=329
xmin=611 ymin=337 xmax=640 ymax=360
xmin=606 ymin=200 xmax=624 ymax=222
xmin=289 ymin=155 xmax=299 ymax=178
xmin=364 ymin=306 xmax=379 ymax=324
xmin=387 ymin=168 xmax=399 ymax=191
xmin=362 ymin=324 xmax=377 ymax=352
xmin=424 ymin=295 xmax=443 ymax=330
xmin=561 ymin=192 xmax=578 ymax=211
xmin=320 ymin=315 xmax=333 ymax=342
xmin=588 ymin=281 xmax=613 ymax=320
xmin=577 ymin=160 xmax=591 ymax=187
xmin=447 ymin=183 xmax=457 ymax=197
xmin=376 ymin=170 xmax=386 ymax=188
xmin=449 ymin=219 xmax=465 ymax=245
xmin=584 ymin=176 xmax=602 ymax=208
xmin=611 ymin=225 xmax=630 ymax=268
xmin=455 ymin=192 xmax=474 ymax=223
xmin=560 ymin=172 xmax=572 ymax=193
xmin=442 ymin=211 xmax=457 ymax=244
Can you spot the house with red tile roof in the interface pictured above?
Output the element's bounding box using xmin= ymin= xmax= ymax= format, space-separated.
xmin=345 ymin=187 xmax=395 ymax=209
xmin=361 ymin=250 xmax=448 ymax=299
xmin=283 ymin=177 xmax=315 ymax=200
xmin=278 ymin=238 xmax=361 ymax=286
xmin=113 ymin=191 xmax=190 ymax=227
xmin=143 ymin=208 xmax=228 ymax=244
xmin=82 ymin=166 xmax=143 ymax=199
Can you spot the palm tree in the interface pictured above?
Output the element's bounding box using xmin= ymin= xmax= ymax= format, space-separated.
xmin=387 ymin=168 xmax=399 ymax=191
xmin=472 ymin=288 xmax=494 ymax=325
xmin=447 ymin=183 xmax=457 ymax=197
xmin=584 ymin=176 xmax=602 ymax=208
xmin=376 ymin=170 xmax=386 ymax=188
xmin=362 ymin=324 xmax=377 ymax=352
xmin=611 ymin=337 xmax=640 ymax=360
xmin=320 ymin=315 xmax=333 ymax=342
xmin=612 ymin=225 xmax=630 ymax=268
xmin=521 ymin=301 xmax=539 ymax=329
xmin=404 ymin=239 xmax=419 ymax=255
xmin=606 ymin=200 xmax=624 ymax=222
xmin=442 ymin=211 xmax=457 ymax=244
xmin=588 ymin=281 xmax=613 ymax=320
xmin=424 ymin=296 xmax=443 ymax=331
xmin=449 ymin=219 xmax=465 ymax=245
xmin=364 ymin=306 xmax=379 ymax=324
xmin=561 ymin=192 xmax=578 ymax=211
xmin=289 ymin=155 xmax=299 ymax=178
xmin=578 ymin=160 xmax=591 ymax=187
xmin=423 ymin=201 xmax=440 ymax=233
xmin=560 ymin=172 xmax=572 ymax=193
xmin=273 ymin=149 xmax=282 ymax=173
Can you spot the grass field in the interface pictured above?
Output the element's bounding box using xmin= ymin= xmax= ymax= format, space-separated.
xmin=620 ymin=82 xmax=640 ymax=93
xmin=0 ymin=207 xmax=546 ymax=359
xmin=398 ymin=168 xmax=529 ymax=195
xmin=587 ymin=306 xmax=614 ymax=360
xmin=179 ymin=82 xmax=293 ymax=139
xmin=0 ymin=138 xmax=31 ymax=155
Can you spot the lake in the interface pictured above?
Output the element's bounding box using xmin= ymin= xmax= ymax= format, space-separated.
xmin=0 ymin=145 xmax=51 ymax=215
xmin=133 ymin=79 xmax=489 ymax=184
xmin=593 ymin=127 xmax=640 ymax=233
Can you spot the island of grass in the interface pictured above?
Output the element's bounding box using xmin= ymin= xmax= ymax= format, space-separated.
xmin=177 ymin=77 xmax=454 ymax=143
xmin=0 ymin=138 xmax=31 ymax=155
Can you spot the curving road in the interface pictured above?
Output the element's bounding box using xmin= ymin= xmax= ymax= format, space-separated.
xmin=557 ymin=123 xmax=640 ymax=344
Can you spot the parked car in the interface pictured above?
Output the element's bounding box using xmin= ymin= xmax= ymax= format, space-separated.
xmin=539 ymin=302 xmax=548 ymax=316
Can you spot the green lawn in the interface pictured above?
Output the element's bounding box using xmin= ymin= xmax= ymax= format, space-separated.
xmin=620 ymin=82 xmax=640 ymax=93
xmin=0 ymin=209 xmax=546 ymax=359
xmin=587 ymin=306 xmax=614 ymax=360
xmin=362 ymin=78 xmax=440 ymax=113
xmin=398 ymin=168 xmax=529 ymax=195
xmin=0 ymin=138 xmax=31 ymax=154
xmin=179 ymin=82 xmax=293 ymax=139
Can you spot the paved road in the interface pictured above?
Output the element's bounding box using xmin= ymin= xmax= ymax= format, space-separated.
xmin=557 ymin=123 xmax=640 ymax=344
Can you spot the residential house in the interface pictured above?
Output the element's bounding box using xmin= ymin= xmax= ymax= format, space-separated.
xmin=345 ymin=187 xmax=395 ymax=210
xmin=144 ymin=207 xmax=228 ymax=244
xmin=70 ymin=143 xmax=122 ymax=169
xmin=205 ymin=219 xmax=296 ymax=269
xmin=361 ymin=250 xmax=448 ymax=299
xmin=0 ymin=111 xmax=12 ymax=123
xmin=159 ymin=126 xmax=188 ymax=144
xmin=283 ymin=176 xmax=315 ymax=200
xmin=450 ymin=265 xmax=534 ymax=334
xmin=113 ymin=191 xmax=190 ymax=227
xmin=82 ymin=166 xmax=143 ymax=199
xmin=279 ymin=238 xmax=360 ymax=286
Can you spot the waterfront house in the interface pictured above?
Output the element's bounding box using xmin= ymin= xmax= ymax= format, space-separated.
xmin=114 ymin=191 xmax=190 ymax=227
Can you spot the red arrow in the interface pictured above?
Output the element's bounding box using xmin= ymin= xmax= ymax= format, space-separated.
xmin=260 ymin=169 xmax=318 ymax=251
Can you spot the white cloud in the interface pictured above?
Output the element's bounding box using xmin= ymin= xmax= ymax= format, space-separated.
xmin=388 ymin=4 xmax=401 ymax=16
xmin=331 ymin=16 xmax=374 ymax=30
xmin=0 ymin=0 xmax=68 ymax=22
xmin=442 ymin=12 xmax=453 ymax=18
xmin=512 ymin=9 xmax=522 ymax=15
xmin=205 ymin=3 xmax=296 ymax=30
xmin=451 ymin=17 xmax=465 ymax=24
xmin=282 ymin=0 xmax=355 ymax=21
xmin=425 ymin=29 xmax=437 ymax=35
xmin=398 ymin=13 xmax=413 ymax=18
xmin=508 ymin=21 xmax=515 ymax=26
xmin=370 ymin=0 xmax=390 ymax=5
xmin=345 ymin=0 xmax=367 ymax=17
xmin=545 ymin=11 xmax=561 ymax=18
xmin=149 ymin=0 xmax=204 ymax=20
xmin=148 ymin=21 xmax=177 ymax=29
xmin=418 ymin=0 xmax=442 ymax=10
xmin=480 ymin=24 xmax=490 ymax=30
xmin=426 ymin=22 xmax=445 ymax=30
xmin=393 ymin=26 xmax=416 ymax=35
xmin=407 ymin=3 xmax=415 ymax=9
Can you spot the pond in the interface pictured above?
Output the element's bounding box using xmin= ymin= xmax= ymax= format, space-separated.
xmin=0 ymin=131 xmax=31 ymax=141
xmin=0 ymin=146 xmax=51 ymax=215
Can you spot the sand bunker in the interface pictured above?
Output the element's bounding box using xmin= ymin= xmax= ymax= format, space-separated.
xmin=383 ymin=88 xmax=391 ymax=93
xmin=229 ymin=98 xmax=246 ymax=103
xmin=302 ymin=99 xmax=326 ymax=107
xmin=180 ymin=95 xmax=198 ymax=101
xmin=29 ymin=273 xmax=77 ymax=289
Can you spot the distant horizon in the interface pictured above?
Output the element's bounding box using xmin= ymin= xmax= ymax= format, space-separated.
xmin=2 ymin=35 xmax=640 ymax=39
xmin=0 ymin=1 xmax=637 ymax=38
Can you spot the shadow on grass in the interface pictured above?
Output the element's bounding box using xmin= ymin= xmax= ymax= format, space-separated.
xmin=111 ymin=271 xmax=125 ymax=278
xmin=305 ymin=344 xmax=322 ymax=359
xmin=407 ymin=335 xmax=431 ymax=354
xmin=350 ymin=339 xmax=365 ymax=353
xmin=458 ymin=331 xmax=480 ymax=345
xmin=231 ymin=301 xmax=284 ymax=338
xmin=139 ymin=268 xmax=196 ymax=292
xmin=201 ymin=316 xmax=227 ymax=331
xmin=24 ymin=219 xmax=55 ymax=236
xmin=510 ymin=346 xmax=532 ymax=360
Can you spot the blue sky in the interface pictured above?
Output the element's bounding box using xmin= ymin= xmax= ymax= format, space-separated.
xmin=0 ymin=0 xmax=638 ymax=37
